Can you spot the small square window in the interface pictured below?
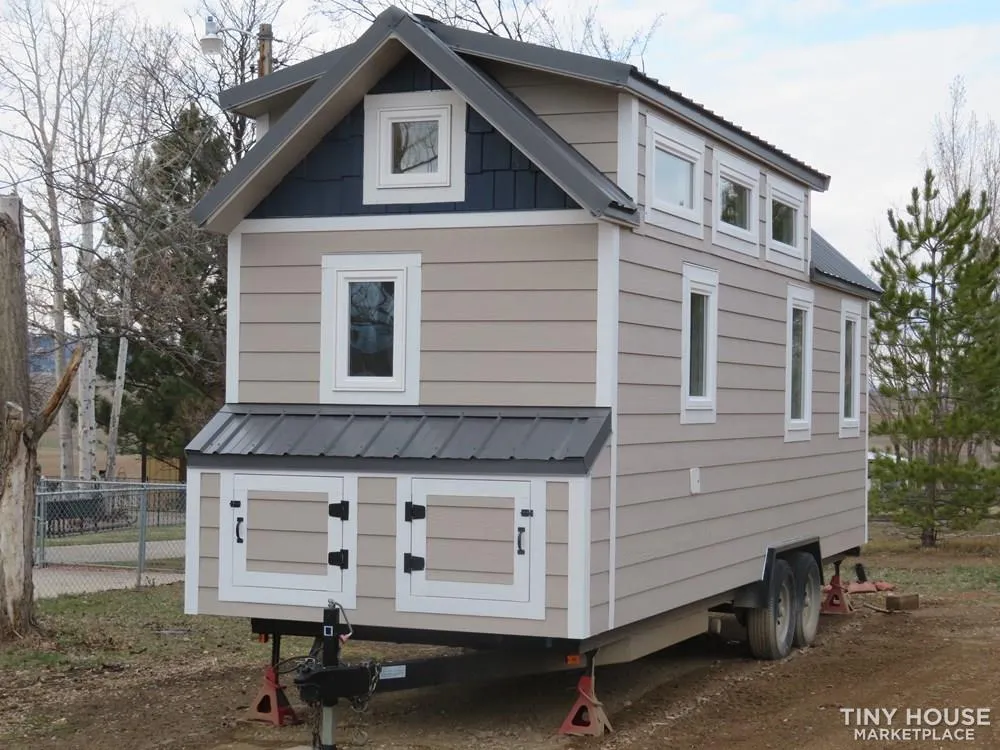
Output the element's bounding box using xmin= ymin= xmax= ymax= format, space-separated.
xmin=645 ymin=114 xmax=705 ymax=239
xmin=363 ymin=91 xmax=467 ymax=205
xmin=712 ymin=149 xmax=760 ymax=256
xmin=654 ymin=148 xmax=695 ymax=209
xmin=321 ymin=253 xmax=422 ymax=405
xmin=840 ymin=299 xmax=863 ymax=438
xmin=767 ymin=176 xmax=808 ymax=270
xmin=681 ymin=263 xmax=719 ymax=424
xmin=785 ymin=284 xmax=814 ymax=442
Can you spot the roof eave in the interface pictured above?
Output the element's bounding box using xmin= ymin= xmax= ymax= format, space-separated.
xmin=810 ymin=269 xmax=882 ymax=301
xmin=625 ymin=74 xmax=830 ymax=192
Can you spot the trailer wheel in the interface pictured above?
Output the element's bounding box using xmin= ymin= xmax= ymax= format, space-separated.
xmin=746 ymin=558 xmax=796 ymax=660
xmin=788 ymin=551 xmax=822 ymax=647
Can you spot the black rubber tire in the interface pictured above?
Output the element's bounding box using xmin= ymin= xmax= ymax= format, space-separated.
xmin=746 ymin=558 xmax=797 ymax=660
xmin=789 ymin=551 xmax=822 ymax=647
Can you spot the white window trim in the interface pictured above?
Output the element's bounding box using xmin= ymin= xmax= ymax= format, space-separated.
xmin=363 ymin=90 xmax=467 ymax=205
xmin=681 ymin=263 xmax=719 ymax=425
xmin=766 ymin=176 xmax=807 ymax=270
xmin=785 ymin=284 xmax=814 ymax=442
xmin=712 ymin=149 xmax=760 ymax=257
xmin=395 ymin=475 xmax=547 ymax=620
xmin=839 ymin=298 xmax=863 ymax=438
xmin=644 ymin=113 xmax=705 ymax=240
xmin=320 ymin=252 xmax=421 ymax=405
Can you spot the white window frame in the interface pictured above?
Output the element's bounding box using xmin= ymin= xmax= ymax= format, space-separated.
xmin=362 ymin=90 xmax=467 ymax=205
xmin=320 ymin=252 xmax=421 ymax=405
xmin=681 ymin=263 xmax=719 ymax=424
xmin=644 ymin=113 xmax=705 ymax=239
xmin=766 ymin=176 xmax=807 ymax=270
xmin=785 ymin=284 xmax=814 ymax=442
xmin=839 ymin=298 xmax=863 ymax=438
xmin=712 ymin=148 xmax=760 ymax=257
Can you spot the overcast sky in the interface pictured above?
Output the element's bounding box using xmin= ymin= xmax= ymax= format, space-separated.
xmin=163 ymin=0 xmax=1000 ymax=274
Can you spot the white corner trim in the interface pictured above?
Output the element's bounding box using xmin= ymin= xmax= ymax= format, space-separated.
xmin=595 ymin=223 xmax=620 ymax=632
xmin=616 ymin=93 xmax=639 ymax=201
xmin=362 ymin=90 xmax=467 ymax=205
xmin=567 ymin=476 xmax=592 ymax=640
xmin=225 ymin=233 xmax=241 ymax=404
xmin=319 ymin=252 xmax=421 ymax=406
xmin=235 ymin=209 xmax=596 ymax=235
xmin=864 ymin=300 xmax=871 ymax=544
xmin=784 ymin=283 xmax=814 ymax=443
xmin=839 ymin=298 xmax=863 ymax=439
xmin=183 ymin=468 xmax=202 ymax=615
xmin=680 ymin=263 xmax=719 ymax=425
xmin=217 ymin=471 xmax=235 ymax=604
xmin=711 ymin=148 xmax=761 ymax=258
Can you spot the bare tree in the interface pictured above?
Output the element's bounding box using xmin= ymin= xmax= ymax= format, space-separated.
xmin=932 ymin=76 xmax=1000 ymax=242
xmin=0 ymin=195 xmax=81 ymax=641
xmin=0 ymin=0 xmax=77 ymax=479
xmin=315 ymin=0 xmax=662 ymax=63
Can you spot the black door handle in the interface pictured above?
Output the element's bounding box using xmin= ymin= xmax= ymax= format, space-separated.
xmin=516 ymin=526 xmax=525 ymax=555
xmin=235 ymin=517 xmax=244 ymax=544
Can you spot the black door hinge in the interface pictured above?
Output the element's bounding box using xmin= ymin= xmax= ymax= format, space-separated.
xmin=328 ymin=500 xmax=350 ymax=521
xmin=328 ymin=549 xmax=350 ymax=569
xmin=229 ymin=500 xmax=241 ymax=508
xmin=404 ymin=502 xmax=426 ymax=522
xmin=403 ymin=553 xmax=425 ymax=573
xmin=520 ymin=508 xmax=534 ymax=518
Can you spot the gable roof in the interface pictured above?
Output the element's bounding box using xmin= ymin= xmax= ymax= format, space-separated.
xmin=810 ymin=230 xmax=881 ymax=300
xmin=192 ymin=7 xmax=637 ymax=233
xmin=218 ymin=10 xmax=829 ymax=192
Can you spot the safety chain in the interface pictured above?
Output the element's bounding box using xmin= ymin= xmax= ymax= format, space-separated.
xmin=349 ymin=660 xmax=382 ymax=713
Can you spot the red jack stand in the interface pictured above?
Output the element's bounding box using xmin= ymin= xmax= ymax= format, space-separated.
xmin=248 ymin=664 xmax=299 ymax=727
xmin=558 ymin=672 xmax=613 ymax=736
xmin=821 ymin=561 xmax=854 ymax=615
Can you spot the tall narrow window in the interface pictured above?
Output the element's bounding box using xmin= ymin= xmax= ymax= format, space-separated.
xmin=785 ymin=285 xmax=814 ymax=441
xmin=681 ymin=264 xmax=719 ymax=424
xmin=840 ymin=299 xmax=863 ymax=438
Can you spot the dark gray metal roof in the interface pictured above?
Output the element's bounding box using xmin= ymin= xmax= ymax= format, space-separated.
xmin=217 ymin=9 xmax=829 ymax=191
xmin=810 ymin=230 xmax=881 ymax=299
xmin=186 ymin=404 xmax=612 ymax=475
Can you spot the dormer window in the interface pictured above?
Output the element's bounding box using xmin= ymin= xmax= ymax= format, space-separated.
xmin=363 ymin=90 xmax=467 ymax=205
xmin=644 ymin=113 xmax=705 ymax=239
xmin=766 ymin=176 xmax=808 ymax=270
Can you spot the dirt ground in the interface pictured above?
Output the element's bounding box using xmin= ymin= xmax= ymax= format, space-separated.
xmin=3 ymin=544 xmax=999 ymax=750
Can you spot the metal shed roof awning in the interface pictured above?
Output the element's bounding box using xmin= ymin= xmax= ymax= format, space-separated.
xmin=186 ymin=404 xmax=612 ymax=476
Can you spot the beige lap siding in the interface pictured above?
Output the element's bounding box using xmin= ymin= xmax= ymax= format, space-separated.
xmin=589 ymin=444 xmax=612 ymax=632
xmin=244 ymin=490 xmax=328 ymax=576
xmin=198 ymin=474 xmax=571 ymax=637
xmin=424 ymin=495 xmax=516 ymax=585
xmin=238 ymin=225 xmax=599 ymax=406
xmin=613 ymin=225 xmax=868 ymax=629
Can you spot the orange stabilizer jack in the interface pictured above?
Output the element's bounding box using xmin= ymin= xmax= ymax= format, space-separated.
xmin=247 ymin=665 xmax=299 ymax=727
xmin=821 ymin=572 xmax=854 ymax=615
xmin=558 ymin=674 xmax=613 ymax=736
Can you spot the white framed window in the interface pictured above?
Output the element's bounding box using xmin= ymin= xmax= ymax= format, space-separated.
xmin=712 ymin=149 xmax=760 ymax=256
xmin=785 ymin=284 xmax=814 ymax=442
xmin=681 ymin=263 xmax=719 ymax=424
xmin=839 ymin=298 xmax=863 ymax=438
xmin=644 ymin=113 xmax=705 ymax=239
xmin=320 ymin=253 xmax=421 ymax=405
xmin=766 ymin=176 xmax=807 ymax=270
xmin=363 ymin=90 xmax=467 ymax=205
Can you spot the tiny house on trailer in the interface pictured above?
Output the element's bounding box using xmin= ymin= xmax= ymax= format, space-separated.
xmin=184 ymin=6 xmax=881 ymax=739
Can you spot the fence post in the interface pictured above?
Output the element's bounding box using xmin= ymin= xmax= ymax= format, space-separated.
xmin=137 ymin=486 xmax=148 ymax=588
xmin=36 ymin=489 xmax=47 ymax=567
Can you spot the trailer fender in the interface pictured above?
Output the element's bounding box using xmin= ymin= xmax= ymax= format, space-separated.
xmin=732 ymin=538 xmax=823 ymax=610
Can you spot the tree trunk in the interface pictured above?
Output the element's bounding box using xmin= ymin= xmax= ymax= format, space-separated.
xmin=76 ymin=193 xmax=98 ymax=481
xmin=45 ymin=180 xmax=75 ymax=481
xmin=921 ymin=526 xmax=938 ymax=548
xmin=105 ymin=240 xmax=136 ymax=481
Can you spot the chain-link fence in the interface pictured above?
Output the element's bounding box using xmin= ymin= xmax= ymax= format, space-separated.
xmin=33 ymin=478 xmax=187 ymax=599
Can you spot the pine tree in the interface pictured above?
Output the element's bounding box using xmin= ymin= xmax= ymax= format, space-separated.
xmin=869 ymin=169 xmax=1000 ymax=546
xmin=94 ymin=105 xmax=231 ymax=477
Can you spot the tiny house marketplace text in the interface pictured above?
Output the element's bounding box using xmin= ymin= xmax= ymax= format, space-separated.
xmin=839 ymin=707 xmax=992 ymax=742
